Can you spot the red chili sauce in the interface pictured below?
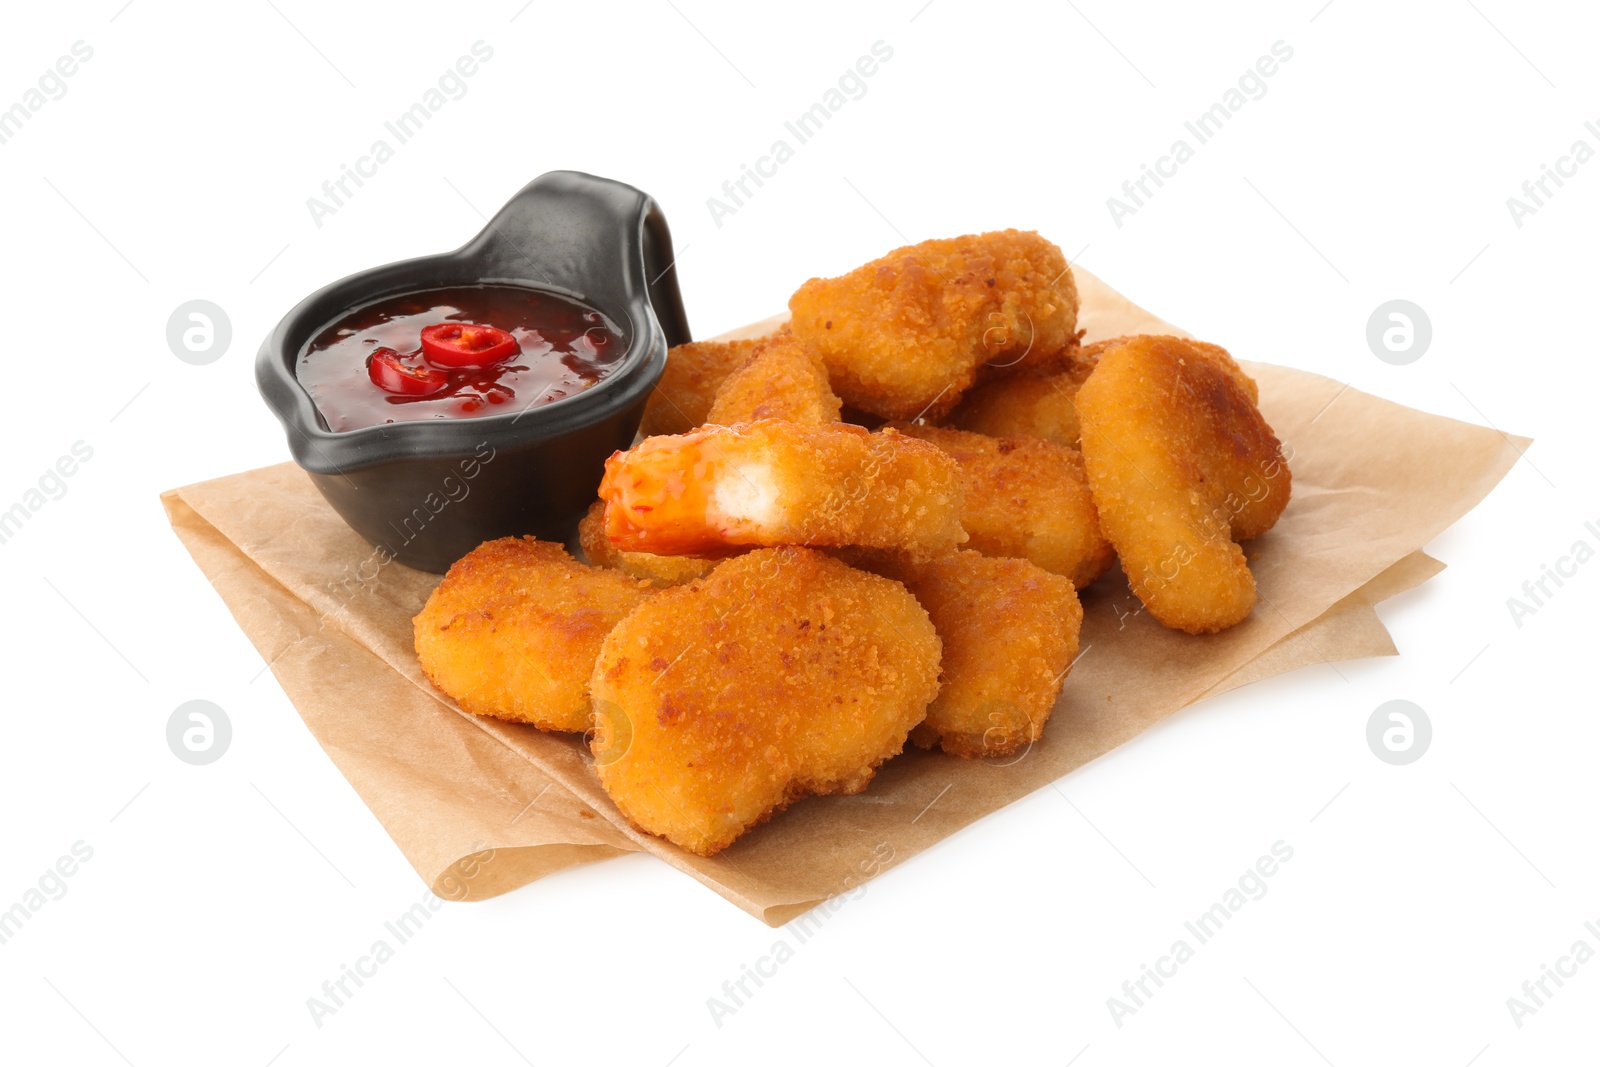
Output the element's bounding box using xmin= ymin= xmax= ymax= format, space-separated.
xmin=297 ymin=285 xmax=624 ymax=432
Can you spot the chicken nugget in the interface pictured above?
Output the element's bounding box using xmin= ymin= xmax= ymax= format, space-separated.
xmin=859 ymin=550 xmax=1081 ymax=759
xmin=578 ymin=501 xmax=722 ymax=587
xmin=590 ymin=547 xmax=942 ymax=855
xmin=887 ymin=423 xmax=1112 ymax=587
xmin=1075 ymin=335 xmax=1291 ymax=634
xmin=706 ymin=331 xmax=842 ymax=427
xmin=788 ymin=230 xmax=1079 ymax=421
xmin=639 ymin=335 xmax=765 ymax=437
xmin=413 ymin=537 xmax=652 ymax=731
xmin=948 ymin=344 xmax=1100 ymax=447
xmin=599 ymin=420 xmax=966 ymax=560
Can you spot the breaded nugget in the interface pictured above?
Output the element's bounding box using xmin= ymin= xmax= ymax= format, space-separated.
xmin=1075 ymin=335 xmax=1291 ymax=634
xmin=706 ymin=331 xmax=842 ymax=427
xmin=578 ymin=501 xmax=722 ymax=587
xmin=788 ymin=230 xmax=1080 ymax=421
xmin=860 ymin=550 xmax=1082 ymax=758
xmin=639 ymin=335 xmax=765 ymax=437
xmin=590 ymin=547 xmax=942 ymax=855
xmin=887 ymin=423 xmax=1112 ymax=587
xmin=948 ymin=344 xmax=1100 ymax=447
xmin=413 ymin=537 xmax=652 ymax=731
xmin=598 ymin=420 xmax=966 ymax=559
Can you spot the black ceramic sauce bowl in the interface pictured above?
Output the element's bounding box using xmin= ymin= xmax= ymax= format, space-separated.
xmin=256 ymin=171 xmax=690 ymax=573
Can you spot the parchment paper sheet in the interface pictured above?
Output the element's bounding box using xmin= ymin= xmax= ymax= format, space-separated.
xmin=163 ymin=269 xmax=1524 ymax=924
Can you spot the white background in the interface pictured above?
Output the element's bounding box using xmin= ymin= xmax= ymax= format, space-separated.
xmin=1 ymin=1 xmax=1594 ymax=1064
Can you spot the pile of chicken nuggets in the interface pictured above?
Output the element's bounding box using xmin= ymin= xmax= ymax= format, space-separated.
xmin=413 ymin=229 xmax=1292 ymax=856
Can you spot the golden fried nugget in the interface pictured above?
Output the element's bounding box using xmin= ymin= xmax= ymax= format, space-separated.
xmin=639 ymin=336 xmax=765 ymax=437
xmin=590 ymin=547 xmax=942 ymax=856
xmin=706 ymin=332 xmax=842 ymax=427
xmin=1075 ymin=335 xmax=1291 ymax=634
xmin=949 ymin=351 xmax=1098 ymax=446
xmin=578 ymin=501 xmax=722 ymax=587
xmin=861 ymin=550 xmax=1081 ymax=759
xmin=598 ymin=420 xmax=966 ymax=560
xmin=976 ymin=341 xmax=1085 ymax=382
xmin=888 ymin=423 xmax=1112 ymax=587
xmin=788 ymin=230 xmax=1080 ymax=420
xmin=413 ymin=537 xmax=652 ymax=731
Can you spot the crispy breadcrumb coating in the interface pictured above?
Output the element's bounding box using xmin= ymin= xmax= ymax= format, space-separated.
xmin=857 ymin=550 xmax=1082 ymax=759
xmin=589 ymin=547 xmax=942 ymax=855
xmin=949 ymin=344 xmax=1101 ymax=447
xmin=578 ymin=501 xmax=722 ymax=587
xmin=639 ymin=336 xmax=765 ymax=437
xmin=788 ymin=230 xmax=1080 ymax=420
xmin=413 ymin=537 xmax=653 ymax=731
xmin=1075 ymin=335 xmax=1291 ymax=634
xmin=598 ymin=420 xmax=966 ymax=560
xmin=888 ymin=423 xmax=1112 ymax=587
xmin=706 ymin=331 xmax=842 ymax=427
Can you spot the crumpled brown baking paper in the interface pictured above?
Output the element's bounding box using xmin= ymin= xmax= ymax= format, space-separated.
xmin=163 ymin=269 xmax=1526 ymax=924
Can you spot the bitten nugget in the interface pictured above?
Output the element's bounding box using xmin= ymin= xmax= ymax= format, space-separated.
xmin=862 ymin=550 xmax=1082 ymax=759
xmin=888 ymin=423 xmax=1112 ymax=587
xmin=639 ymin=335 xmax=765 ymax=437
xmin=949 ymin=344 xmax=1101 ymax=447
xmin=598 ymin=421 xmax=966 ymax=559
xmin=706 ymin=331 xmax=842 ymax=427
xmin=1075 ymin=335 xmax=1292 ymax=634
xmin=413 ymin=537 xmax=652 ymax=731
xmin=578 ymin=501 xmax=722 ymax=587
xmin=788 ymin=230 xmax=1080 ymax=421
xmin=590 ymin=547 xmax=942 ymax=855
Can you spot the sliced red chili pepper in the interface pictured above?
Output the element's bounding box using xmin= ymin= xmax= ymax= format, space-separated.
xmin=368 ymin=347 xmax=449 ymax=396
xmin=420 ymin=322 xmax=520 ymax=368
